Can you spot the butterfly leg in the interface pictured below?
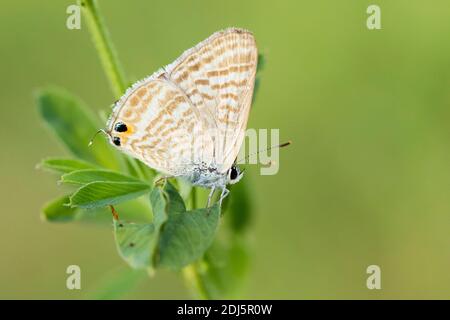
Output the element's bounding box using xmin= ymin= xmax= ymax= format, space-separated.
xmin=218 ymin=187 xmax=230 ymax=208
xmin=206 ymin=187 xmax=216 ymax=208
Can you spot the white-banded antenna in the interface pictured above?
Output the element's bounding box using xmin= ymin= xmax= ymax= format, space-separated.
xmin=237 ymin=140 xmax=291 ymax=163
xmin=88 ymin=129 xmax=109 ymax=147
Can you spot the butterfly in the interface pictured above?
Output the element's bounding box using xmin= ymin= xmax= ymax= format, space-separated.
xmin=103 ymin=28 xmax=258 ymax=207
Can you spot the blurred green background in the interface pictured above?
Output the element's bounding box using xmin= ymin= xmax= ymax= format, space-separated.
xmin=1 ymin=0 xmax=450 ymax=299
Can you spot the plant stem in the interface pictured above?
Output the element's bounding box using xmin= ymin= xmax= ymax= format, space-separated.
xmin=79 ymin=0 xmax=126 ymax=99
xmin=184 ymin=189 xmax=213 ymax=299
xmin=183 ymin=263 xmax=211 ymax=300
xmin=191 ymin=186 xmax=197 ymax=209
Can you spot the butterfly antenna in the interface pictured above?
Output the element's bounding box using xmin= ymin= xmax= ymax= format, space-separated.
xmin=88 ymin=129 xmax=109 ymax=147
xmin=237 ymin=140 xmax=291 ymax=163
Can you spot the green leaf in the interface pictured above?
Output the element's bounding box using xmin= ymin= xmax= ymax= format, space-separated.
xmin=165 ymin=181 xmax=186 ymax=215
xmin=114 ymin=220 xmax=157 ymax=270
xmin=123 ymin=157 xmax=155 ymax=181
xmin=114 ymin=186 xmax=171 ymax=270
xmin=157 ymin=204 xmax=221 ymax=270
xmin=61 ymin=169 xmax=143 ymax=185
xmin=41 ymin=195 xmax=78 ymax=222
xmin=36 ymin=87 xmax=121 ymax=170
xmin=113 ymin=182 xmax=220 ymax=271
xmin=123 ymin=157 xmax=144 ymax=179
xmin=69 ymin=181 xmax=151 ymax=209
xmin=149 ymin=182 xmax=220 ymax=270
xmin=149 ymin=185 xmax=169 ymax=227
xmin=42 ymin=197 xmax=152 ymax=224
xmin=137 ymin=160 xmax=155 ymax=181
xmin=83 ymin=199 xmax=152 ymax=227
xmin=176 ymin=178 xmax=193 ymax=203
xmin=39 ymin=158 xmax=98 ymax=174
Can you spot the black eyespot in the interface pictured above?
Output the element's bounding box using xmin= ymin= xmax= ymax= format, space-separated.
xmin=113 ymin=136 xmax=121 ymax=146
xmin=230 ymin=167 xmax=238 ymax=180
xmin=114 ymin=122 xmax=128 ymax=132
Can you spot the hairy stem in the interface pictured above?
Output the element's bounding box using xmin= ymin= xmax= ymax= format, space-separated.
xmin=79 ymin=0 xmax=126 ymax=99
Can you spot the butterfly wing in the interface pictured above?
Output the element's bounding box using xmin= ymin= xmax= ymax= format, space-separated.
xmin=106 ymin=78 xmax=214 ymax=176
xmin=165 ymin=28 xmax=258 ymax=173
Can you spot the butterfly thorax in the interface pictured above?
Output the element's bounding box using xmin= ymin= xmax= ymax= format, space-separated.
xmin=180 ymin=161 xmax=244 ymax=189
xmin=181 ymin=163 xmax=228 ymax=189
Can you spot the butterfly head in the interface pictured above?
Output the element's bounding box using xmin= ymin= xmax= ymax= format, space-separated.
xmin=107 ymin=121 xmax=127 ymax=147
xmin=89 ymin=120 xmax=133 ymax=149
xmin=227 ymin=165 xmax=244 ymax=185
xmin=108 ymin=120 xmax=135 ymax=148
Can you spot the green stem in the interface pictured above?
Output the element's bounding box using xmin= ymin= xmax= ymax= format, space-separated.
xmin=79 ymin=0 xmax=126 ymax=99
xmin=191 ymin=186 xmax=197 ymax=210
xmin=188 ymin=188 xmax=210 ymax=298
xmin=182 ymin=263 xmax=211 ymax=300
xmin=183 ymin=189 xmax=213 ymax=299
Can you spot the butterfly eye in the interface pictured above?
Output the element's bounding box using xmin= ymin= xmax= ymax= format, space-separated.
xmin=112 ymin=136 xmax=121 ymax=146
xmin=114 ymin=122 xmax=128 ymax=132
xmin=230 ymin=166 xmax=239 ymax=180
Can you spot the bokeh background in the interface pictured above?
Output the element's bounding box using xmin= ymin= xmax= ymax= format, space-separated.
xmin=1 ymin=0 xmax=450 ymax=299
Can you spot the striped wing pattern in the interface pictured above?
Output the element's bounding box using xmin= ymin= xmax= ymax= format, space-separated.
xmin=107 ymin=79 xmax=213 ymax=175
xmin=107 ymin=28 xmax=257 ymax=176
xmin=167 ymin=28 xmax=258 ymax=172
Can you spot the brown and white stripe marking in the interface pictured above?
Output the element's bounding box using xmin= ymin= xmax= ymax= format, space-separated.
xmin=106 ymin=28 xmax=257 ymax=176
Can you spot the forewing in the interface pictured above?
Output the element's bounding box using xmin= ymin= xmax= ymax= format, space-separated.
xmin=166 ymin=28 xmax=258 ymax=172
xmin=106 ymin=79 xmax=213 ymax=176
